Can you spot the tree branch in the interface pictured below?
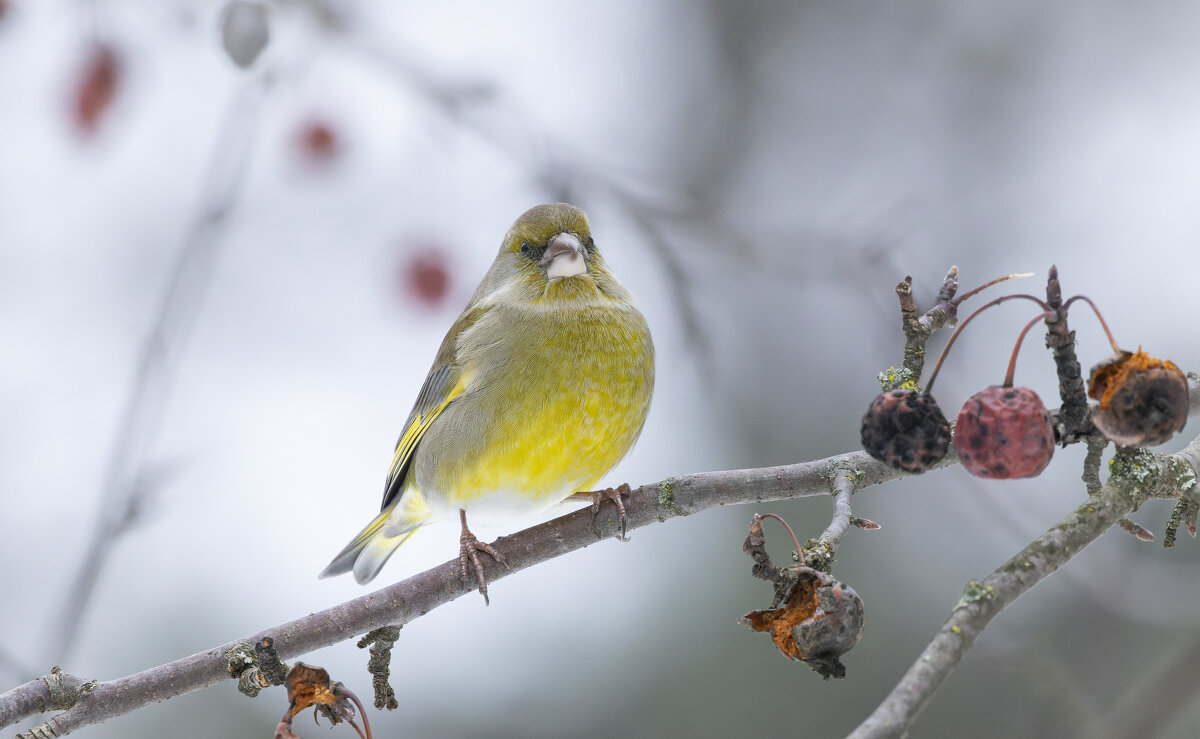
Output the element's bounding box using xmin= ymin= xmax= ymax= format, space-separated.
xmin=5 ymin=380 xmax=1198 ymax=736
xmin=848 ymin=432 xmax=1200 ymax=739
xmin=2 ymin=445 xmax=954 ymax=733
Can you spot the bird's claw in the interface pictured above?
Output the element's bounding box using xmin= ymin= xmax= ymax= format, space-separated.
xmin=459 ymin=520 xmax=507 ymax=606
xmin=571 ymin=483 xmax=633 ymax=541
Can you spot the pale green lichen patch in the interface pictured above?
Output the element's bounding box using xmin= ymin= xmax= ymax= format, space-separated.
xmin=1109 ymin=447 xmax=1159 ymax=486
xmin=878 ymin=366 xmax=919 ymax=392
xmin=955 ymin=579 xmax=995 ymax=609
xmin=658 ymin=480 xmax=682 ymax=516
xmin=1165 ymin=457 xmax=1197 ymax=493
xmin=802 ymin=540 xmax=834 ymax=573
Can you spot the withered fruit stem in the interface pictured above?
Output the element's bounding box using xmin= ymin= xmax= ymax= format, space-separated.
xmin=1004 ymin=310 xmax=1056 ymax=387
xmin=925 ymin=293 xmax=1052 ymax=394
xmin=1063 ymin=294 xmax=1122 ymax=354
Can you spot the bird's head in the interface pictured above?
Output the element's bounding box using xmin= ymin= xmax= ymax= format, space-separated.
xmin=507 ymin=202 xmax=594 ymax=278
xmin=476 ymin=203 xmax=630 ymax=306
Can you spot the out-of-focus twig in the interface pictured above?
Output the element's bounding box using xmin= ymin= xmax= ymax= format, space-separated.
xmin=46 ymin=76 xmax=267 ymax=667
xmin=0 ymin=647 xmax=35 ymax=686
xmin=339 ymin=30 xmax=717 ymax=366
xmin=1086 ymin=633 xmax=1200 ymax=739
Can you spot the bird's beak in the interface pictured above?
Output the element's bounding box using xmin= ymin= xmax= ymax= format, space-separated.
xmin=539 ymin=232 xmax=587 ymax=279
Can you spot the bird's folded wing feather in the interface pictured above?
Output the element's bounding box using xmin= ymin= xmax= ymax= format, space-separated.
xmin=378 ymin=305 xmax=486 ymax=510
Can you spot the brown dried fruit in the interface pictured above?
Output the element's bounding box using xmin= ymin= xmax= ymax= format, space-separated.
xmin=739 ymin=567 xmax=865 ymax=679
xmin=955 ymin=385 xmax=1055 ymax=479
xmin=861 ymin=389 xmax=951 ymax=472
xmin=1088 ymin=350 xmax=1188 ymax=446
xmin=277 ymin=663 xmax=372 ymax=739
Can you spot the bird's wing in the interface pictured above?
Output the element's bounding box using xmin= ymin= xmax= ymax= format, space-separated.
xmin=379 ymin=306 xmax=485 ymax=510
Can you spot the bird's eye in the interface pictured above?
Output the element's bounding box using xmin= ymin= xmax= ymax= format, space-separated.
xmin=520 ymin=241 xmax=530 ymax=255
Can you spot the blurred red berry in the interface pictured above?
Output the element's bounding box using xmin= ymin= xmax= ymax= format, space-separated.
xmin=297 ymin=119 xmax=339 ymax=163
xmin=0 ymin=0 xmax=10 ymax=24
xmin=401 ymin=250 xmax=451 ymax=307
xmin=73 ymin=44 xmax=121 ymax=135
xmin=955 ymin=385 xmax=1055 ymax=479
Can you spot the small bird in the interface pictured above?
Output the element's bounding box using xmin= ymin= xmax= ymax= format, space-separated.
xmin=321 ymin=203 xmax=655 ymax=602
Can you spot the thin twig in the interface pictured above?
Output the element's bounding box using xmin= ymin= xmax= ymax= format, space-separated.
xmin=803 ymin=467 xmax=860 ymax=572
xmin=1081 ymin=434 xmax=1108 ymax=495
xmin=1044 ymin=266 xmax=1092 ymax=442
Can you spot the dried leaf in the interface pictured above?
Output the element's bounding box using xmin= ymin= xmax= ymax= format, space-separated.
xmin=278 ymin=663 xmax=372 ymax=739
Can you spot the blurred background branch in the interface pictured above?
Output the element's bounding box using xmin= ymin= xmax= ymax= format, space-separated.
xmin=46 ymin=74 xmax=268 ymax=668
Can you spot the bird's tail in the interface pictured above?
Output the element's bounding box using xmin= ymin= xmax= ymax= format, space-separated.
xmin=320 ymin=490 xmax=432 ymax=584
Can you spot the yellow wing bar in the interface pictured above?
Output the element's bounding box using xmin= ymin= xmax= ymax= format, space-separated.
xmin=380 ymin=366 xmax=465 ymax=509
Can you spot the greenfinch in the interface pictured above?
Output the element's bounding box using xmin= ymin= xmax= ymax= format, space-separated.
xmin=321 ymin=203 xmax=655 ymax=602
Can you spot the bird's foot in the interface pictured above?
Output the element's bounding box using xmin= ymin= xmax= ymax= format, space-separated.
xmin=570 ymin=483 xmax=633 ymax=541
xmin=458 ymin=512 xmax=506 ymax=606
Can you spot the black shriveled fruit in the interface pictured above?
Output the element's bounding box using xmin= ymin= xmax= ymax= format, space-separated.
xmin=955 ymin=385 xmax=1055 ymax=479
xmin=1088 ymin=350 xmax=1188 ymax=446
xmin=861 ymin=389 xmax=951 ymax=472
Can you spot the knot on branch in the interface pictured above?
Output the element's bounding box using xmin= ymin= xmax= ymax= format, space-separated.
xmin=39 ymin=667 xmax=93 ymax=713
xmin=224 ymin=637 xmax=289 ymax=698
xmin=357 ymin=626 xmax=402 ymax=710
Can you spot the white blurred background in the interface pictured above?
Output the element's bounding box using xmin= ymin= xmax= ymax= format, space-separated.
xmin=2 ymin=2 xmax=1199 ymax=737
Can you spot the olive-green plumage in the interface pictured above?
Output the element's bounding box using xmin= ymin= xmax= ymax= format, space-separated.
xmin=321 ymin=203 xmax=655 ymax=585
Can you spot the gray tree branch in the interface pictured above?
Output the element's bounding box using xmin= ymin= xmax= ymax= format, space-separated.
xmin=849 ymin=431 xmax=1200 ymax=739
xmin=4 ymin=381 xmax=1198 ymax=737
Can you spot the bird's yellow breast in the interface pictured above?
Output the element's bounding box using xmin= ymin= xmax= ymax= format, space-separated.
xmin=411 ymin=286 xmax=654 ymax=519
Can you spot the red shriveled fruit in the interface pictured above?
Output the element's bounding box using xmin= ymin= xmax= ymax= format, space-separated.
xmin=1088 ymin=350 xmax=1188 ymax=446
xmin=861 ymin=389 xmax=951 ymax=473
xmin=955 ymin=385 xmax=1055 ymax=479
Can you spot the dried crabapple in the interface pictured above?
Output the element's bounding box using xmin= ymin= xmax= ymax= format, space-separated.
xmin=955 ymin=385 xmax=1055 ymax=479
xmin=1088 ymin=350 xmax=1188 ymax=446
xmin=861 ymin=389 xmax=951 ymax=472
